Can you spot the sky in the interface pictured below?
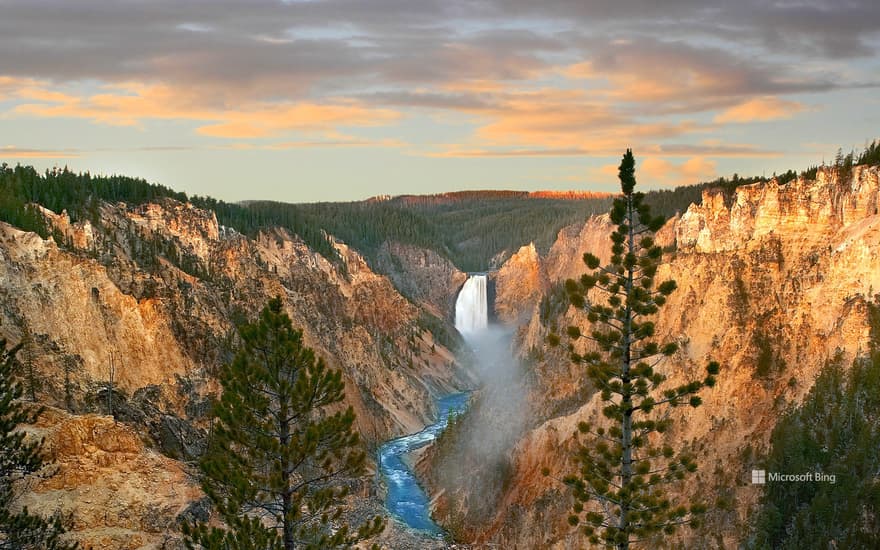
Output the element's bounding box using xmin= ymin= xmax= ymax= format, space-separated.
xmin=1 ymin=0 xmax=879 ymax=203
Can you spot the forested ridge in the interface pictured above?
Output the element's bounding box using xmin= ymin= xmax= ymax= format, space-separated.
xmin=2 ymin=140 xmax=878 ymax=272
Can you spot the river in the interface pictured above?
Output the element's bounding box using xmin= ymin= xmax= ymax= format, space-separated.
xmin=377 ymin=392 xmax=470 ymax=534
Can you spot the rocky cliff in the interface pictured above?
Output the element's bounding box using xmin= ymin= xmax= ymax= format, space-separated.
xmin=492 ymin=243 xmax=547 ymax=324
xmin=0 ymin=197 xmax=476 ymax=547
xmin=14 ymin=407 xmax=202 ymax=550
xmin=375 ymin=240 xmax=467 ymax=320
xmin=431 ymin=165 xmax=880 ymax=548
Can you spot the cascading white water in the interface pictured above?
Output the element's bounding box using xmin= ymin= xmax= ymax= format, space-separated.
xmin=455 ymin=274 xmax=488 ymax=335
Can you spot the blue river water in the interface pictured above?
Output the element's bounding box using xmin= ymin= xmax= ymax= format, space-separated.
xmin=378 ymin=392 xmax=470 ymax=534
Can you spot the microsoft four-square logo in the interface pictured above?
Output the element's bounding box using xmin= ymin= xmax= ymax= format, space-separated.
xmin=751 ymin=469 xmax=766 ymax=484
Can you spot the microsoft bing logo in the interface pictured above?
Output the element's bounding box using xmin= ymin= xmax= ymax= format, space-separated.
xmin=749 ymin=469 xmax=835 ymax=484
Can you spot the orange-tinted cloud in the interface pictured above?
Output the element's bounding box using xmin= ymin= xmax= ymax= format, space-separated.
xmin=195 ymin=102 xmax=400 ymax=138
xmin=640 ymin=157 xmax=717 ymax=186
xmin=0 ymin=76 xmax=44 ymax=102
xmin=422 ymin=87 xmax=701 ymax=154
xmin=561 ymin=39 xmax=828 ymax=121
xmin=592 ymin=156 xmax=717 ymax=188
xmin=11 ymin=81 xmax=401 ymax=139
xmin=714 ymin=96 xmax=806 ymax=123
xmin=427 ymin=141 xmax=781 ymax=159
xmin=2 ymin=66 xmax=790 ymax=162
xmin=565 ymin=57 xmax=714 ymax=105
xmin=0 ymin=145 xmax=79 ymax=158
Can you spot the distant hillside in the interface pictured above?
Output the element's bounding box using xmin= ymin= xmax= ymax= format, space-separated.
xmin=368 ymin=189 xmax=613 ymax=206
xmin=289 ymin=193 xmax=616 ymax=272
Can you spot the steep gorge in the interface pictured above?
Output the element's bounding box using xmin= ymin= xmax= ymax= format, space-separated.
xmin=3 ymin=163 xmax=879 ymax=549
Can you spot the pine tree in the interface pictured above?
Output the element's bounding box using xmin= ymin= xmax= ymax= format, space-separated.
xmin=547 ymin=150 xmax=719 ymax=549
xmin=0 ymin=338 xmax=77 ymax=549
xmin=183 ymin=298 xmax=384 ymax=550
xmin=61 ymin=354 xmax=80 ymax=413
xmin=17 ymin=326 xmax=38 ymax=403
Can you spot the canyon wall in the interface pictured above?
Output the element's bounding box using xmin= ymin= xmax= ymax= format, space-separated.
xmin=441 ymin=165 xmax=880 ymax=548
xmin=492 ymin=243 xmax=547 ymax=324
xmin=375 ymin=240 xmax=467 ymax=320
xmin=0 ymin=198 xmax=476 ymax=548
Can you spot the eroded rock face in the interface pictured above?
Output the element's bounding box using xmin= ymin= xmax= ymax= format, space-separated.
xmin=428 ymin=165 xmax=880 ymax=548
xmin=493 ymin=243 xmax=548 ymax=324
xmin=676 ymin=166 xmax=880 ymax=253
xmin=0 ymin=197 xmax=476 ymax=547
xmin=376 ymin=241 xmax=467 ymax=321
xmin=14 ymin=408 xmax=201 ymax=550
xmin=2 ymin=198 xmax=474 ymax=438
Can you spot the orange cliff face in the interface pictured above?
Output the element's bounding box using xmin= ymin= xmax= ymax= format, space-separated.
xmin=439 ymin=165 xmax=880 ymax=548
xmin=0 ymin=197 xmax=477 ymax=548
xmin=13 ymin=408 xmax=203 ymax=550
xmin=492 ymin=242 xmax=548 ymax=324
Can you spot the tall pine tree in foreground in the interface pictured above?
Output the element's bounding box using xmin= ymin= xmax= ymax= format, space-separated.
xmin=183 ymin=298 xmax=384 ymax=550
xmin=0 ymin=338 xmax=77 ymax=550
xmin=547 ymin=150 xmax=719 ymax=549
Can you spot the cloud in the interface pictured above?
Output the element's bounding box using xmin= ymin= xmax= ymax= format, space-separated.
xmin=260 ymin=137 xmax=406 ymax=149
xmin=427 ymin=147 xmax=591 ymax=158
xmin=0 ymin=0 xmax=875 ymax=163
xmin=0 ymin=1 xmax=561 ymax=103
xmin=591 ymin=155 xmax=717 ymax=188
xmin=565 ymin=38 xmax=835 ymax=113
xmin=489 ymin=0 xmax=880 ymax=59
xmin=639 ymin=156 xmax=717 ymax=186
xmin=714 ymin=96 xmax=807 ymax=123
xmin=471 ymin=89 xmax=637 ymax=148
xmin=0 ymin=146 xmax=80 ymax=158
xmin=588 ymin=162 xmax=619 ymax=180
xmin=2 ymin=0 xmax=870 ymax=103
xmin=642 ymin=143 xmax=782 ymax=157
xmin=12 ymin=82 xmax=401 ymax=139
xmin=364 ymin=85 xmax=706 ymax=155
xmin=429 ymin=142 xmax=780 ymax=158
xmin=0 ymin=76 xmax=44 ymax=102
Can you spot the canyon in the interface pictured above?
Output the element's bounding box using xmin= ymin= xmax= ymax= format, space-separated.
xmin=1 ymin=163 xmax=878 ymax=548
xmin=426 ymin=164 xmax=880 ymax=548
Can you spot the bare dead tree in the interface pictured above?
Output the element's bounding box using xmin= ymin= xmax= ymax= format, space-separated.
xmin=106 ymin=351 xmax=117 ymax=422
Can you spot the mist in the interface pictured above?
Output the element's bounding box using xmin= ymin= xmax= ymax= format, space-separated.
xmin=427 ymin=322 xmax=530 ymax=535
xmin=466 ymin=323 xmax=528 ymax=471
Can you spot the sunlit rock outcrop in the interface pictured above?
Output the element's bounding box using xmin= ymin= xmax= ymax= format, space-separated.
xmin=493 ymin=243 xmax=548 ymax=324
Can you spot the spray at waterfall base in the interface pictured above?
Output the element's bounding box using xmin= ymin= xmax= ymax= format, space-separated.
xmin=425 ymin=273 xmax=531 ymax=538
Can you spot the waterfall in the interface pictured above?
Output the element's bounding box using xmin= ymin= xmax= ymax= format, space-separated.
xmin=455 ymin=274 xmax=488 ymax=334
